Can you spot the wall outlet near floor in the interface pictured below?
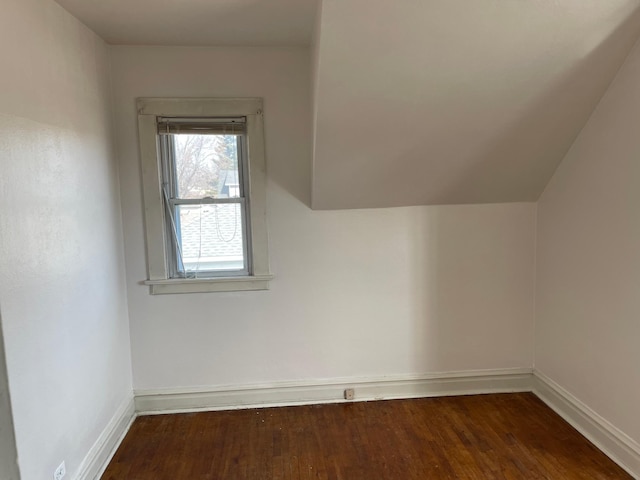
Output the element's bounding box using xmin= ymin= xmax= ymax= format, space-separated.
xmin=54 ymin=461 xmax=66 ymax=480
xmin=344 ymin=388 xmax=355 ymax=400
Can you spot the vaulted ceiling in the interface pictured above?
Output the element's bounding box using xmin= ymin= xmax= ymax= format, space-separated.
xmin=56 ymin=0 xmax=640 ymax=209
xmin=311 ymin=0 xmax=640 ymax=208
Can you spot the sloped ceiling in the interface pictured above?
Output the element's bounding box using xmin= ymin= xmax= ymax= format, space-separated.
xmin=56 ymin=0 xmax=640 ymax=209
xmin=312 ymin=0 xmax=640 ymax=208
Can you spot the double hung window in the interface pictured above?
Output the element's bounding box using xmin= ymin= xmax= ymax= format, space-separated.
xmin=158 ymin=117 xmax=250 ymax=277
xmin=137 ymin=98 xmax=271 ymax=294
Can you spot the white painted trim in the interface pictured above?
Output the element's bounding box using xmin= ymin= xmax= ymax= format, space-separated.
xmin=137 ymin=97 xmax=262 ymax=117
xmin=75 ymin=396 xmax=136 ymax=480
xmin=134 ymin=368 xmax=533 ymax=415
xmin=145 ymin=274 xmax=273 ymax=294
xmin=533 ymin=370 xmax=640 ymax=479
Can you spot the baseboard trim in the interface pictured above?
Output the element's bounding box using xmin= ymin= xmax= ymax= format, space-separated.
xmin=75 ymin=396 xmax=136 ymax=480
xmin=134 ymin=368 xmax=533 ymax=415
xmin=532 ymin=370 xmax=640 ymax=479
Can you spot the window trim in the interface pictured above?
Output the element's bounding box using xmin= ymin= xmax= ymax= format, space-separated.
xmin=137 ymin=98 xmax=272 ymax=294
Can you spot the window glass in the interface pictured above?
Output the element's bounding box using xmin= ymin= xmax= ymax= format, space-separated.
xmin=176 ymin=203 xmax=246 ymax=274
xmin=173 ymin=134 xmax=240 ymax=199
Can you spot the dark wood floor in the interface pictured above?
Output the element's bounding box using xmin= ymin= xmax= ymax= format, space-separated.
xmin=102 ymin=393 xmax=630 ymax=479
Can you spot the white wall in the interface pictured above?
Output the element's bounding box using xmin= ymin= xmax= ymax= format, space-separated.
xmin=0 ymin=0 xmax=133 ymax=479
xmin=536 ymin=38 xmax=640 ymax=444
xmin=110 ymin=46 xmax=536 ymax=392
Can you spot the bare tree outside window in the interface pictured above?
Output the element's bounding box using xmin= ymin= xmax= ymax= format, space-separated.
xmin=174 ymin=134 xmax=238 ymax=199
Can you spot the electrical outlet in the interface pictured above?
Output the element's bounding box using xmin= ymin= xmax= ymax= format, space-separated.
xmin=344 ymin=388 xmax=355 ymax=400
xmin=54 ymin=461 xmax=66 ymax=480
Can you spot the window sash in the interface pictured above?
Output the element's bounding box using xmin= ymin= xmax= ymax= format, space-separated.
xmin=170 ymin=201 xmax=250 ymax=279
xmin=159 ymin=128 xmax=252 ymax=279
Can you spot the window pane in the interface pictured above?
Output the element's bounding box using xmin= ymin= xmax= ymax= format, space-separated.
xmin=173 ymin=134 xmax=240 ymax=199
xmin=177 ymin=203 xmax=245 ymax=274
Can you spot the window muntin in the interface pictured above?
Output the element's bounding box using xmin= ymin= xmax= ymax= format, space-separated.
xmin=158 ymin=118 xmax=251 ymax=278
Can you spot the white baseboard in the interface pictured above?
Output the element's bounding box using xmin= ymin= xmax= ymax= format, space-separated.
xmin=75 ymin=396 xmax=136 ymax=480
xmin=134 ymin=368 xmax=533 ymax=415
xmin=533 ymin=370 xmax=640 ymax=479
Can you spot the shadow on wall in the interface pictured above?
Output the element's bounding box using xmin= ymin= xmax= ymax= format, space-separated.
xmin=408 ymin=207 xmax=463 ymax=372
xmin=265 ymin=115 xmax=313 ymax=208
xmin=261 ymin=63 xmax=313 ymax=208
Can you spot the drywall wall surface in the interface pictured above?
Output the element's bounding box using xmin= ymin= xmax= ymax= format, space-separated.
xmin=110 ymin=46 xmax=536 ymax=392
xmin=536 ymin=38 xmax=640 ymax=443
xmin=0 ymin=0 xmax=133 ymax=478
xmin=0 ymin=313 xmax=20 ymax=480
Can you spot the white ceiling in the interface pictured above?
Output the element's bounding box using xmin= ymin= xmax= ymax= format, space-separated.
xmin=56 ymin=0 xmax=640 ymax=209
xmin=54 ymin=0 xmax=318 ymax=46
xmin=312 ymin=0 xmax=640 ymax=208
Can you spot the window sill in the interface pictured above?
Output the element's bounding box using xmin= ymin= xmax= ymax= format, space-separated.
xmin=144 ymin=275 xmax=273 ymax=295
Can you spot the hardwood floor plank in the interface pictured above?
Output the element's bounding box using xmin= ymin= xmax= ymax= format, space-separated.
xmin=102 ymin=393 xmax=631 ymax=479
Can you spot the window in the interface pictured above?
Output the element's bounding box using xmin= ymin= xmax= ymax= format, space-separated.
xmin=158 ymin=118 xmax=249 ymax=277
xmin=137 ymin=98 xmax=271 ymax=294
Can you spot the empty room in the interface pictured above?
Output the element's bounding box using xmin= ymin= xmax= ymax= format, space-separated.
xmin=1 ymin=0 xmax=639 ymax=478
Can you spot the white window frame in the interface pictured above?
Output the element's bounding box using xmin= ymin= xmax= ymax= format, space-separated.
xmin=137 ymin=98 xmax=272 ymax=294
